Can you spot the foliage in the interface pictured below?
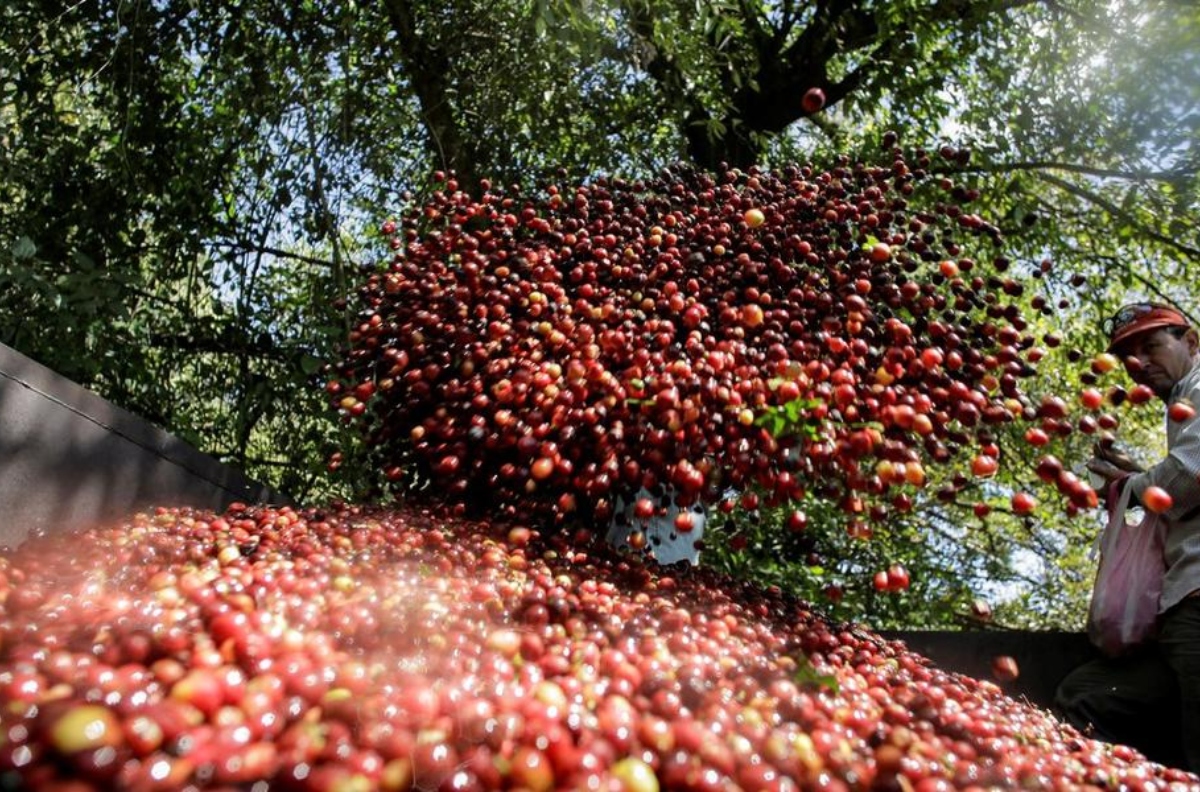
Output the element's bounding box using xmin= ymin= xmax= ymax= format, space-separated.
xmin=1 ymin=0 xmax=1197 ymax=628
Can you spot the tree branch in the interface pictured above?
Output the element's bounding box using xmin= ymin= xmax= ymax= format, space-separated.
xmin=735 ymin=0 xmax=771 ymax=54
xmin=1034 ymin=171 xmax=1200 ymax=261
xmin=213 ymin=241 xmax=338 ymax=270
xmin=719 ymin=0 xmax=1047 ymax=165
xmin=379 ymin=0 xmax=476 ymax=185
xmin=769 ymin=0 xmax=807 ymax=52
xmin=208 ymin=453 xmax=308 ymax=469
xmin=147 ymin=328 xmax=296 ymax=365
xmin=960 ymin=160 xmax=1193 ymax=185
xmin=622 ymin=1 xmax=691 ymax=97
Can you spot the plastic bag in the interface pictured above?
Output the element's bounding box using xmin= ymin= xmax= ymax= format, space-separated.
xmin=1086 ymin=476 xmax=1167 ymax=656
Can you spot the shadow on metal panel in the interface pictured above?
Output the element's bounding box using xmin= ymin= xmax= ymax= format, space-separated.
xmin=880 ymin=629 xmax=1098 ymax=711
xmin=0 ymin=342 xmax=289 ymax=548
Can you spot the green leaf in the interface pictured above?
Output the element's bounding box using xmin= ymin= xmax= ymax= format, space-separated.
xmin=299 ymin=354 xmax=323 ymax=375
xmin=11 ymin=237 xmax=37 ymax=260
xmin=756 ymin=398 xmax=822 ymax=440
xmin=792 ymin=654 xmax=839 ymax=694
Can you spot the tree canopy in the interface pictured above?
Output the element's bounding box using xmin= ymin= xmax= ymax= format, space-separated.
xmin=1 ymin=0 xmax=1197 ymax=628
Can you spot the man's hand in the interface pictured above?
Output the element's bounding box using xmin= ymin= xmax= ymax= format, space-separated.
xmin=1086 ymin=443 xmax=1143 ymax=485
xmin=1086 ymin=457 xmax=1126 ymax=484
xmin=1093 ymin=443 xmax=1143 ymax=473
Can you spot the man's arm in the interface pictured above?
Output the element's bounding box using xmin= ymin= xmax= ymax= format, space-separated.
xmin=1126 ymin=408 xmax=1200 ymax=521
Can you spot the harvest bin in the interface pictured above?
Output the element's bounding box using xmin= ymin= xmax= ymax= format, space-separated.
xmin=0 ymin=339 xmax=1092 ymax=708
xmin=0 ymin=342 xmax=286 ymax=549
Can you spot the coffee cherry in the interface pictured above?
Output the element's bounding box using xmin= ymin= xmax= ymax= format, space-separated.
xmin=1169 ymin=401 xmax=1196 ymax=422
xmin=1128 ymin=384 xmax=1155 ymax=405
xmin=786 ymin=510 xmax=808 ymax=533
xmin=330 ymin=154 xmax=1099 ymax=561
xmin=970 ymin=455 xmax=998 ymax=478
xmin=1142 ymin=486 xmax=1173 ymax=514
xmin=886 ymin=564 xmax=911 ymax=591
xmin=991 ymin=655 xmax=1020 ymax=682
xmin=1011 ymin=492 xmax=1037 ymax=515
xmin=1091 ymin=353 xmax=1120 ymax=374
xmin=0 ymin=503 xmax=1188 ymax=789
xmin=1034 ymin=455 xmax=1063 ymax=484
xmin=48 ymin=705 xmax=124 ymax=755
xmin=1079 ymin=388 xmax=1103 ymax=410
xmin=801 ymin=87 xmax=826 ymax=113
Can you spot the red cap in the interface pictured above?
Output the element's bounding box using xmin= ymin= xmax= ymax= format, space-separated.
xmin=1107 ymin=304 xmax=1190 ymax=353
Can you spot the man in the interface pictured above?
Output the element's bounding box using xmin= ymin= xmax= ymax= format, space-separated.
xmin=1056 ymin=302 xmax=1200 ymax=771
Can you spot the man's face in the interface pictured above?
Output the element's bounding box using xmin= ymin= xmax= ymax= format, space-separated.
xmin=1120 ymin=327 xmax=1199 ymax=399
